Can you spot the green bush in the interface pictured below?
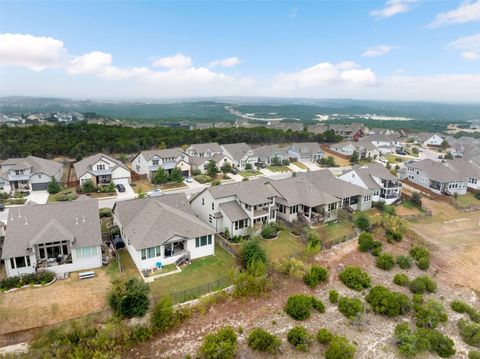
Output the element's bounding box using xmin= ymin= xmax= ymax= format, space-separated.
xmin=47 ymin=177 xmax=61 ymax=194
xmin=240 ymin=240 xmax=267 ymax=269
xmin=287 ymin=326 xmax=312 ymax=351
xmin=317 ymin=328 xmax=334 ymax=344
xmin=409 ymin=275 xmax=437 ymax=294
xmin=417 ymin=328 xmax=456 ymax=357
xmin=386 ymin=230 xmax=403 ymax=243
xmin=304 ymin=230 xmax=321 ymax=256
xmin=99 ymin=208 xmax=113 ymax=218
xmin=414 ymin=299 xmax=448 ymax=329
xmin=410 ymin=245 xmax=430 ymax=270
xmin=339 ymin=266 xmax=371 ymax=291
xmin=329 ymin=290 xmax=339 ymax=304
xmin=394 ymin=273 xmax=410 ymax=286
xmin=81 ymin=179 xmax=96 ymax=193
xmin=194 ymin=174 xmax=211 ymax=184
xmin=366 ymin=286 xmax=411 ymax=317
xmin=396 ymin=255 xmax=413 ymax=269
xmin=358 ymin=232 xmax=374 ymax=252
xmin=303 ymin=266 xmax=328 ymax=288
xmin=325 ymin=336 xmax=356 ymax=359
xmin=458 ymin=319 xmax=480 ymax=348
xmin=469 ymin=350 xmax=480 ymax=359
xmin=198 ymin=326 xmax=237 ymax=359
xmin=233 ymin=260 xmax=271 ymax=297
xmin=417 ymin=256 xmax=430 ymax=270
xmin=371 ymin=246 xmax=382 ymax=257
xmin=211 ymin=179 xmax=221 ymax=186
xmin=376 ymin=253 xmax=395 ymax=270
xmin=247 ymin=328 xmax=281 ymax=354
xmin=0 ymin=271 xmax=55 ymax=291
xmin=354 ymin=213 xmax=370 ymax=231
xmin=261 ymin=223 xmax=278 ymax=239
xmin=151 ymin=296 xmax=175 ymax=333
xmin=284 ymin=294 xmax=324 ymax=320
xmin=451 ymin=300 xmax=480 ymax=323
xmin=108 ymin=278 xmax=150 ymax=318
xmin=338 ymin=296 xmax=364 ymax=319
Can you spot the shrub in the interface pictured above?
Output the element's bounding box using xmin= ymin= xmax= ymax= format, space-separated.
xmin=284 ymin=294 xmax=324 ymax=320
xmin=458 ymin=319 xmax=480 ymax=348
xmin=303 ymin=266 xmax=328 ymax=288
xmin=329 ymin=290 xmax=339 ymax=304
xmin=409 ymin=275 xmax=437 ymax=294
xmin=240 ymin=240 xmax=267 ymax=269
xmin=317 ymin=328 xmax=334 ymax=344
xmin=376 ymin=253 xmax=395 ymax=270
xmin=354 ymin=212 xmax=370 ymax=231
xmin=417 ymin=257 xmax=430 ymax=270
xmin=99 ymin=208 xmax=113 ymax=218
xmin=81 ymin=179 xmax=96 ymax=193
xmin=396 ymin=255 xmax=413 ymax=269
xmin=325 ymin=336 xmax=356 ymax=359
xmin=193 ymin=174 xmax=211 ymax=184
xmin=451 ymin=300 xmax=480 ymax=323
xmin=338 ymin=296 xmax=364 ymax=319
xmin=470 ymin=350 xmax=480 ymax=359
xmin=410 ymin=245 xmax=430 ymax=270
xmin=411 ymin=192 xmax=422 ymax=208
xmin=151 ymin=296 xmax=175 ymax=333
xmin=47 ymin=177 xmax=61 ymax=194
xmin=233 ymin=260 xmax=271 ymax=297
xmin=304 ymin=230 xmax=321 ymax=256
xmin=358 ymin=232 xmax=374 ymax=252
xmin=261 ymin=223 xmax=278 ymax=239
xmin=0 ymin=271 xmax=55 ymax=291
xmin=393 ymin=273 xmax=410 ymax=286
xmin=386 ymin=230 xmax=403 ymax=243
xmin=339 ymin=266 xmax=371 ymax=291
xmin=108 ymin=278 xmax=150 ymax=318
xmin=418 ymin=328 xmax=456 ymax=357
xmin=287 ymin=326 xmax=312 ymax=351
xmin=273 ymin=257 xmax=308 ymax=279
xmin=366 ymin=286 xmax=411 ymax=317
xmin=371 ymin=245 xmax=382 ymax=257
xmin=198 ymin=326 xmax=237 ymax=359
xmin=414 ymin=299 xmax=448 ymax=329
xmin=247 ymin=328 xmax=281 ymax=354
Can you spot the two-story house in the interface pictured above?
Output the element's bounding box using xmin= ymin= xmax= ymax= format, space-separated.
xmin=221 ymin=143 xmax=257 ymax=170
xmin=287 ymin=143 xmax=324 ymax=162
xmin=113 ymin=193 xmax=215 ymax=276
xmin=416 ymin=133 xmax=444 ymax=147
xmin=189 ymin=154 xmax=234 ymax=174
xmin=131 ymin=148 xmax=191 ymax=181
xmin=190 ymin=180 xmax=277 ymax=237
xmin=1 ymin=199 xmax=102 ymax=278
xmin=339 ymin=163 xmax=402 ymax=204
xmin=0 ymin=156 xmax=63 ymax=193
xmin=186 ymin=143 xmax=223 ymax=158
xmin=74 ymin=153 xmax=131 ymax=186
xmin=405 ymin=159 xmax=468 ymax=195
xmin=445 ymin=158 xmax=480 ymax=190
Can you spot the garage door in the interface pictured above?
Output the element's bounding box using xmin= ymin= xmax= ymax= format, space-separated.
xmin=113 ymin=178 xmax=129 ymax=185
xmin=182 ymin=170 xmax=189 ymax=177
xmin=31 ymin=182 xmax=49 ymax=191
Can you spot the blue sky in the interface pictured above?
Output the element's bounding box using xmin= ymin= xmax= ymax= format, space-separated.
xmin=1 ymin=0 xmax=479 ymax=101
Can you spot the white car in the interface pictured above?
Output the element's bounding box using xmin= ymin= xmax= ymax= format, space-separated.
xmin=378 ymin=157 xmax=387 ymax=163
xmin=147 ymin=189 xmax=163 ymax=197
xmin=185 ymin=177 xmax=193 ymax=183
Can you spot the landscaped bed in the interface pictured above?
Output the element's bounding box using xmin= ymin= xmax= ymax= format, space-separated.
xmin=315 ymin=220 xmax=356 ymax=246
xmin=258 ymin=230 xmax=305 ymax=262
xmin=48 ymin=188 xmax=78 ymax=203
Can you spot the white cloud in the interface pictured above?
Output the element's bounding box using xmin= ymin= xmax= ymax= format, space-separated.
xmin=428 ymin=0 xmax=480 ymax=28
xmin=370 ymin=0 xmax=419 ymax=19
xmin=446 ymin=33 xmax=480 ymax=61
xmin=362 ymin=45 xmax=394 ymax=57
xmin=151 ymin=53 xmax=192 ymax=69
xmin=0 ymin=33 xmax=66 ymax=71
xmin=208 ymin=57 xmax=240 ymax=68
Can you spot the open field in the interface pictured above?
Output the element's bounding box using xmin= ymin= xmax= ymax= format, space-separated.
xmin=258 ymin=230 xmax=305 ymax=262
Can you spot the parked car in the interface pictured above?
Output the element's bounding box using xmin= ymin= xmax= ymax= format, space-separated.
xmin=0 ymin=203 xmax=5 ymax=212
xmin=147 ymin=189 xmax=163 ymax=197
xmin=378 ymin=157 xmax=387 ymax=163
xmin=230 ymin=168 xmax=238 ymax=175
xmin=115 ymin=184 xmax=126 ymax=192
xmin=255 ymin=162 xmax=266 ymax=169
xmin=396 ymin=149 xmax=407 ymax=155
xmin=185 ymin=177 xmax=193 ymax=183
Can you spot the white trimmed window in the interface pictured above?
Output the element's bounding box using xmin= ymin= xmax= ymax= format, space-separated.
xmin=141 ymin=246 xmax=161 ymax=260
xmin=75 ymin=246 xmax=98 ymax=259
xmin=195 ymin=235 xmax=212 ymax=248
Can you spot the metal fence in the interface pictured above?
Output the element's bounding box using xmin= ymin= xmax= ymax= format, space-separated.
xmin=153 ymin=276 xmax=232 ymax=305
xmin=321 ymin=231 xmax=358 ymax=251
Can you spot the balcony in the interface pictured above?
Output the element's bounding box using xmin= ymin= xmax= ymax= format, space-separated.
xmin=253 ymin=208 xmax=269 ymax=218
xmin=382 ymin=180 xmax=402 ymax=189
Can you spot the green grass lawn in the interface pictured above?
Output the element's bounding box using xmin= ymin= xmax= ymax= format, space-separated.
xmin=316 ymin=221 xmax=355 ymax=244
xmin=258 ymin=230 xmax=305 ymax=262
xmin=455 ymin=193 xmax=480 ymax=207
xmin=149 ymin=246 xmax=237 ymax=299
xmin=105 ymin=249 xmax=140 ymax=279
xmin=292 ymin=161 xmax=308 ymax=170
xmin=267 ymin=165 xmax=291 ymax=173
xmin=386 ymin=154 xmax=405 ymax=163
xmin=239 ymin=170 xmax=261 ymax=177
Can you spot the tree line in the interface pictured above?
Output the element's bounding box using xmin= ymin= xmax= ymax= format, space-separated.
xmin=0 ymin=123 xmax=342 ymax=160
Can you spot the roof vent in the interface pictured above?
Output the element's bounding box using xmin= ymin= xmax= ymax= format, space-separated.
xmin=75 ymin=217 xmax=79 ymax=225
xmin=24 ymin=216 xmax=28 ymax=226
xmin=82 ymin=215 xmax=86 ymax=223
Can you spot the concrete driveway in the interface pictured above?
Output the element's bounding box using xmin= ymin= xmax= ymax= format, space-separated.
xmin=26 ymin=190 xmax=49 ymax=204
xmin=301 ymin=161 xmax=321 ymax=171
xmin=116 ymin=183 xmax=136 ymax=200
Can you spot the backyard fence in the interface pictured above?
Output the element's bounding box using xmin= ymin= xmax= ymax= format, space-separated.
xmin=321 ymin=230 xmax=358 ymax=251
xmin=152 ymin=276 xmax=232 ymax=305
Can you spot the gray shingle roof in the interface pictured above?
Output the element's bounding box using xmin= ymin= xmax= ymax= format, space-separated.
xmin=207 ymin=179 xmax=277 ymax=205
xmin=219 ymin=201 xmax=250 ymax=222
xmin=221 ymin=143 xmax=252 ymax=162
xmin=446 ymin=158 xmax=480 ymax=179
xmin=353 ymin=162 xmax=398 ymax=181
xmin=253 ymin=145 xmax=288 ymax=159
xmin=139 ymin=148 xmax=184 ymax=161
xmin=303 ymin=170 xmax=370 ymax=198
xmin=187 ymin=142 xmax=222 ymax=154
xmin=0 ymin=156 xmax=63 ymax=177
xmin=189 ymin=153 xmax=227 ymax=166
xmin=1 ymin=199 xmax=102 ymax=259
xmin=114 ymin=193 xmax=214 ymax=250
xmin=407 ymin=159 xmax=466 ymax=182
xmin=73 ymin=153 xmax=129 ymax=178
xmin=288 ymin=142 xmax=323 ymax=156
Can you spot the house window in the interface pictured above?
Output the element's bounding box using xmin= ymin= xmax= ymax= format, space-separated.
xmin=75 ymin=246 xmax=97 ymax=259
xmin=202 ymin=198 xmax=205 ymax=206
xmin=10 ymin=256 xmax=30 ymax=269
xmin=140 ymin=245 xmax=161 ymax=260
xmin=152 ymin=159 xmax=159 ymax=165
xmin=97 ymin=164 xmax=105 ymax=170
xmin=195 ymin=235 xmax=212 ymax=247
xmin=234 ymin=219 xmax=247 ymax=230
xmin=209 ymin=214 xmax=213 ymax=223
xmin=211 ymin=203 xmax=214 ymax=210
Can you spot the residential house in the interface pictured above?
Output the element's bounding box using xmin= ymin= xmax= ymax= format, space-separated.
xmin=190 ymin=180 xmax=277 ymax=237
xmin=329 ymin=141 xmax=379 ymax=159
xmin=221 ymin=143 xmax=257 ymax=170
xmin=448 ymin=137 xmax=480 ymax=158
xmin=329 ymin=142 xmax=358 ymax=157
xmin=416 ymin=133 xmax=444 ymax=147
xmin=340 ymin=163 xmax=402 ymax=204
xmin=186 ymin=142 xmax=223 ymax=158
xmin=131 ymin=148 xmax=191 ymax=181
xmin=0 ymin=156 xmax=63 ymax=193
xmin=1 ymin=199 xmax=102 ymax=278
xmin=445 ymin=158 xmax=480 ymax=190
xmin=253 ymin=145 xmax=289 ymax=165
xmin=404 ymin=159 xmax=468 ymax=195
xmin=287 ymin=143 xmax=324 ymax=162
xmin=308 ymin=124 xmax=329 ymax=135
xmin=329 ymin=123 xmax=364 ymax=141
xmin=74 ymin=153 xmax=131 ymax=186
xmin=269 ymin=121 xmax=304 ymax=132
xmin=113 ymin=193 xmax=215 ymax=274
xmin=189 ymin=154 xmax=234 ymax=174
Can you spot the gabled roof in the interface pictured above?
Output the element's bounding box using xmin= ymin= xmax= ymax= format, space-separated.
xmin=417 ymin=132 xmax=442 ymax=142
xmin=221 ymin=143 xmax=253 ymax=161
xmin=206 ymin=178 xmax=277 ymax=206
xmin=1 ymin=199 xmax=102 ymax=259
xmin=219 ymin=201 xmax=250 ymax=222
xmin=74 ymin=153 xmax=129 ymax=177
xmin=253 ymin=145 xmax=289 ymax=159
xmin=139 ymin=148 xmax=185 ymax=161
xmin=303 ymin=170 xmax=370 ymax=198
xmin=288 ymin=142 xmax=323 ymax=155
xmin=114 ymin=193 xmax=214 ymax=250
xmin=353 ymin=162 xmax=398 ymax=181
xmin=407 ymin=159 xmax=466 ymax=182
xmin=445 ymin=158 xmax=480 ymax=179
xmin=354 ymin=141 xmax=378 ymax=151
xmin=330 ymin=141 xmax=356 ymax=149
xmin=187 ymin=142 xmax=222 ymax=154
xmin=189 ymin=153 xmax=228 ymax=166
xmin=308 ymin=124 xmax=329 ymax=134
xmin=0 ymin=156 xmax=63 ymax=177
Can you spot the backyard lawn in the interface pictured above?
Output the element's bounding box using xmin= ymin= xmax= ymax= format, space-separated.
xmin=148 ymin=246 xmax=237 ymax=299
xmin=315 ymin=220 xmax=355 ymax=245
xmin=267 ymin=165 xmax=291 ymax=173
xmin=239 ymin=170 xmax=261 ymax=177
xmin=455 ymin=193 xmax=479 ymax=207
xmin=258 ymin=230 xmax=305 ymax=262
xmin=292 ymin=161 xmax=308 ymax=170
